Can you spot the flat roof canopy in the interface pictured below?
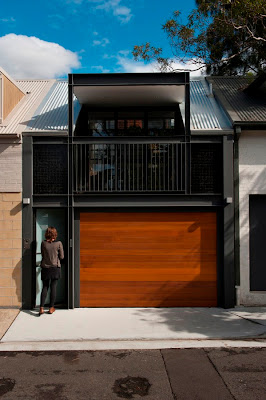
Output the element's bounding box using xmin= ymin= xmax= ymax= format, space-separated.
xmin=74 ymin=85 xmax=185 ymax=107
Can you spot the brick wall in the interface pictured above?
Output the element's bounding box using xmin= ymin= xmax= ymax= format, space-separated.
xmin=0 ymin=193 xmax=22 ymax=307
xmin=239 ymin=130 xmax=266 ymax=306
xmin=0 ymin=142 xmax=22 ymax=192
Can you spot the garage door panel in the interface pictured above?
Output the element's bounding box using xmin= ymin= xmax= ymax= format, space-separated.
xmin=80 ymin=281 xmax=217 ymax=296
xmin=80 ymin=248 xmax=216 ymax=256
xmin=80 ymin=272 xmax=217 ymax=282
xmin=80 ymin=254 xmax=216 ymax=263
xmin=80 ymin=261 xmax=216 ymax=271
xmin=81 ymin=241 xmax=205 ymax=250
xmin=80 ymin=262 xmax=216 ymax=275
xmin=80 ymin=281 xmax=217 ymax=307
xmin=81 ymin=212 xmax=216 ymax=223
xmin=80 ymin=212 xmax=217 ymax=307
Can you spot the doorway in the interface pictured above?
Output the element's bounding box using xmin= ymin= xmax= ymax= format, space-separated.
xmin=35 ymin=209 xmax=67 ymax=307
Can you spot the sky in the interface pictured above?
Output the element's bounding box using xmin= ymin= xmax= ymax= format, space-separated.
xmin=0 ymin=0 xmax=198 ymax=79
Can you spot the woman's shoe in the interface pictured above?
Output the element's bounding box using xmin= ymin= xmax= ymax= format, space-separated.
xmin=48 ymin=307 xmax=55 ymax=314
xmin=39 ymin=307 xmax=44 ymax=316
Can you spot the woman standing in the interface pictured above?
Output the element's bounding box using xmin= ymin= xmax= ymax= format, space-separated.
xmin=39 ymin=227 xmax=64 ymax=316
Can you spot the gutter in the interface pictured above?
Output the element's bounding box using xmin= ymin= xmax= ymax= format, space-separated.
xmin=23 ymin=130 xmax=68 ymax=137
xmin=0 ymin=133 xmax=21 ymax=138
xmin=233 ymin=121 xmax=266 ymax=129
xmin=191 ymin=129 xmax=233 ymax=135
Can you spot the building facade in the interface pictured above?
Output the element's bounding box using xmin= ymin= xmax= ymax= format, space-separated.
xmin=21 ymin=72 xmax=235 ymax=309
xmin=208 ymin=74 xmax=266 ymax=306
xmin=0 ymin=68 xmax=53 ymax=307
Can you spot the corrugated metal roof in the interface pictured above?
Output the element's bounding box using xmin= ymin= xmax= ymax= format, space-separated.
xmin=27 ymin=78 xmax=231 ymax=132
xmin=0 ymin=79 xmax=54 ymax=135
xmin=207 ymin=76 xmax=266 ymax=123
xmin=28 ymin=81 xmax=80 ymax=131
xmin=190 ymin=79 xmax=230 ymax=130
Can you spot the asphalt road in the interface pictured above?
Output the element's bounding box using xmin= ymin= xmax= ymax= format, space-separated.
xmin=0 ymin=348 xmax=266 ymax=399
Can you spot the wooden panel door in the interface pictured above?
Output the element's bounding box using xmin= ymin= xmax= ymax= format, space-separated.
xmin=80 ymin=212 xmax=217 ymax=307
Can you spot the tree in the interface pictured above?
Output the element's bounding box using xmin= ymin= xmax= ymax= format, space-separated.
xmin=133 ymin=0 xmax=266 ymax=76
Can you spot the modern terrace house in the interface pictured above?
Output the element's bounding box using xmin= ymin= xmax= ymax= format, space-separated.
xmin=208 ymin=74 xmax=266 ymax=306
xmin=21 ymin=72 xmax=235 ymax=310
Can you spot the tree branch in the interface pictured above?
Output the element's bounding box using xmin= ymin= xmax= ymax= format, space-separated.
xmin=232 ymin=22 xmax=266 ymax=42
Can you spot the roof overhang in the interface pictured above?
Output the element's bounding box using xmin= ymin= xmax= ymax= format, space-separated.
xmin=71 ymin=72 xmax=189 ymax=107
xmin=73 ymin=84 xmax=185 ymax=106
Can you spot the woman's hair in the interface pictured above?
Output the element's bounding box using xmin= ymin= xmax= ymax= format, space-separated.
xmin=45 ymin=227 xmax=58 ymax=241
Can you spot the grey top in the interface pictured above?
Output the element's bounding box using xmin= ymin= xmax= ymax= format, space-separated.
xmin=206 ymin=76 xmax=266 ymax=123
xmin=41 ymin=240 xmax=64 ymax=268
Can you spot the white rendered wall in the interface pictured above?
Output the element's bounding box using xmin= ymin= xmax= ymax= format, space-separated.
xmin=239 ymin=130 xmax=266 ymax=305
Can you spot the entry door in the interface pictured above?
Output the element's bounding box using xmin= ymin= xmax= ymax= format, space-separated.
xmin=250 ymin=195 xmax=266 ymax=290
xmin=35 ymin=209 xmax=66 ymax=306
xmin=80 ymin=212 xmax=217 ymax=307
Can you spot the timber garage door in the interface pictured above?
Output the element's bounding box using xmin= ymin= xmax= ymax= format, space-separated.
xmin=80 ymin=212 xmax=217 ymax=307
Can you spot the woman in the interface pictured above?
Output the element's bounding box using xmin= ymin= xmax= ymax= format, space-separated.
xmin=39 ymin=227 xmax=64 ymax=316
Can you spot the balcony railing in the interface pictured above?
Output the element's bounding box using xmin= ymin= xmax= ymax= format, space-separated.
xmin=73 ymin=142 xmax=186 ymax=193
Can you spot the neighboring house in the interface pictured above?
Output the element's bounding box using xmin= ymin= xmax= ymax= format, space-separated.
xmin=207 ymin=74 xmax=266 ymax=306
xmin=0 ymin=67 xmax=54 ymax=307
xmin=22 ymin=73 xmax=235 ymax=309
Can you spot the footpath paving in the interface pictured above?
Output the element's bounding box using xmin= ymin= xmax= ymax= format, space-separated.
xmin=1 ymin=307 xmax=266 ymax=350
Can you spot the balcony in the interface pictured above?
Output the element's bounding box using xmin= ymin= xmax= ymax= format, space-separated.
xmin=73 ymin=141 xmax=186 ymax=193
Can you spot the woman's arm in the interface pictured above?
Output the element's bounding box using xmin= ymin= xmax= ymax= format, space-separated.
xmin=58 ymin=241 xmax=64 ymax=260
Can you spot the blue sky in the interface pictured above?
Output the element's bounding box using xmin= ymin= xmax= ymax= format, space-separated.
xmin=0 ymin=0 xmax=197 ymax=79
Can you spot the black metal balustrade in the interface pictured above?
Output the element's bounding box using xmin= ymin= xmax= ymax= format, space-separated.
xmin=73 ymin=142 xmax=186 ymax=193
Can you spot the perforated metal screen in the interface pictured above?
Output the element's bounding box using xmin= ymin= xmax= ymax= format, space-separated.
xmin=33 ymin=144 xmax=68 ymax=194
xmin=191 ymin=143 xmax=222 ymax=194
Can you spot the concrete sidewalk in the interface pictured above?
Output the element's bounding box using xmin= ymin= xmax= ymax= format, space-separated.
xmin=1 ymin=307 xmax=266 ymax=350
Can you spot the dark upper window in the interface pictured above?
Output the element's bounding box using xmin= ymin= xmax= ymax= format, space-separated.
xmin=148 ymin=111 xmax=175 ymax=136
xmin=87 ymin=111 xmax=115 ymax=136
xmin=117 ymin=111 xmax=144 ymax=134
xmin=74 ymin=107 xmax=185 ymax=136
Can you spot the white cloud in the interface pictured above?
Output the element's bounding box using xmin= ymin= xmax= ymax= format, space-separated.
xmin=92 ymin=65 xmax=110 ymax=73
xmin=118 ymin=50 xmax=130 ymax=57
xmin=90 ymin=0 xmax=133 ymax=23
xmin=0 ymin=34 xmax=81 ymax=79
xmin=0 ymin=17 xmax=15 ymax=23
xmin=66 ymin=0 xmax=83 ymax=3
xmin=64 ymin=0 xmax=133 ymax=23
xmin=93 ymin=37 xmax=110 ymax=47
xmin=117 ymin=57 xmax=160 ymax=73
xmin=48 ymin=14 xmax=65 ymax=30
xmin=169 ymin=61 xmax=206 ymax=76
xmin=113 ymin=6 xmax=132 ymax=23
xmin=117 ymin=56 xmax=206 ymax=76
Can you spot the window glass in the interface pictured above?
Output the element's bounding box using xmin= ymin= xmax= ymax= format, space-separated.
xmin=148 ymin=111 xmax=175 ymax=135
xmin=88 ymin=112 xmax=115 ymax=136
xmin=74 ymin=108 xmax=184 ymax=136
xmin=118 ymin=112 xmax=144 ymax=134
